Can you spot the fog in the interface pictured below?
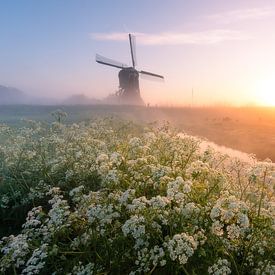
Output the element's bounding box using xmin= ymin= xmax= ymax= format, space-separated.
xmin=1 ymin=104 xmax=275 ymax=162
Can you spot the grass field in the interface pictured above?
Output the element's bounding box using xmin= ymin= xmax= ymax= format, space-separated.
xmin=1 ymin=104 xmax=275 ymax=161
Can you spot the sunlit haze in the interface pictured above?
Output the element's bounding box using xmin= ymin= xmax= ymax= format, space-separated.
xmin=1 ymin=0 xmax=275 ymax=106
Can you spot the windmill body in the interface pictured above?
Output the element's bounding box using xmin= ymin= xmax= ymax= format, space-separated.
xmin=118 ymin=67 xmax=143 ymax=104
xmin=96 ymin=34 xmax=163 ymax=105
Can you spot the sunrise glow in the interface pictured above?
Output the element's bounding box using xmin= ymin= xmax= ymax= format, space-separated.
xmin=254 ymin=74 xmax=275 ymax=106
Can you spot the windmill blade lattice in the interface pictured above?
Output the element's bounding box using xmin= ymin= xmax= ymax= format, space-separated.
xmin=129 ymin=34 xmax=137 ymax=68
xmin=139 ymin=70 xmax=164 ymax=79
xmin=96 ymin=54 xmax=129 ymax=69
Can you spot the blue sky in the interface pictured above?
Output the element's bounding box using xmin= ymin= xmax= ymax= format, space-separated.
xmin=1 ymin=0 xmax=275 ymax=105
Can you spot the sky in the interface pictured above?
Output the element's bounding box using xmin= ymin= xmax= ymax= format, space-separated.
xmin=1 ymin=0 xmax=275 ymax=106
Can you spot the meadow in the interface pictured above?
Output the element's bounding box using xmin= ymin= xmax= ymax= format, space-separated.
xmin=1 ymin=105 xmax=275 ymax=161
xmin=0 ymin=106 xmax=274 ymax=274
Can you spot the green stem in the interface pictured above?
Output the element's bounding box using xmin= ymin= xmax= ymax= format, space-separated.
xmin=60 ymin=251 xmax=85 ymax=254
xmin=220 ymin=239 xmax=240 ymax=275
xmin=12 ymin=264 xmax=17 ymax=275
xmin=182 ymin=264 xmax=190 ymax=275
xmin=257 ymin=169 xmax=267 ymax=217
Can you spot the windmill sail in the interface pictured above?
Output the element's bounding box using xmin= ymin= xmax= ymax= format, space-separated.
xmin=139 ymin=70 xmax=164 ymax=79
xmin=129 ymin=34 xmax=137 ymax=68
xmin=96 ymin=54 xmax=129 ymax=69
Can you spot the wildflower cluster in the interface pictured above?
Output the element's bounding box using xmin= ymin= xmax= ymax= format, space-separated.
xmin=0 ymin=118 xmax=274 ymax=274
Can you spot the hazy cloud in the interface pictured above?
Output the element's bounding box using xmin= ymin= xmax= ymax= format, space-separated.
xmin=91 ymin=29 xmax=249 ymax=45
xmin=208 ymin=7 xmax=275 ymax=23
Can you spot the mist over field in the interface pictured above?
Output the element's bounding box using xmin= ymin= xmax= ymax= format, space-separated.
xmin=1 ymin=104 xmax=275 ymax=162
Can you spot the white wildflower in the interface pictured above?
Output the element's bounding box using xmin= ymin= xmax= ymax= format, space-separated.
xmin=127 ymin=197 xmax=149 ymax=212
xmin=1 ymin=234 xmax=29 ymax=268
xmin=164 ymin=232 xmax=197 ymax=265
xmin=129 ymin=137 xmax=142 ymax=148
xmin=208 ymin=258 xmax=231 ymax=275
xmin=72 ymin=262 xmax=95 ymax=275
xmin=110 ymin=152 xmax=123 ymax=166
xmin=210 ymin=195 xmax=249 ymax=239
xmin=22 ymin=206 xmax=43 ymax=229
xmin=87 ymin=204 xmax=120 ymax=235
xmin=167 ymin=177 xmax=192 ymax=202
xmin=122 ymin=215 xmax=145 ymax=239
xmin=118 ymin=189 xmax=136 ymax=206
xmin=22 ymin=244 xmax=48 ymax=274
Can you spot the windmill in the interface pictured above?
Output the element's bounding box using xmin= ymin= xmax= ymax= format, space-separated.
xmin=96 ymin=33 xmax=164 ymax=105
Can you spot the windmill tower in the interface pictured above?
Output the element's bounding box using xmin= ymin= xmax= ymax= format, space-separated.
xmin=96 ymin=33 xmax=164 ymax=105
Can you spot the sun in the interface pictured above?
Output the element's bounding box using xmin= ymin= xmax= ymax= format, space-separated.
xmin=254 ymin=75 xmax=275 ymax=106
